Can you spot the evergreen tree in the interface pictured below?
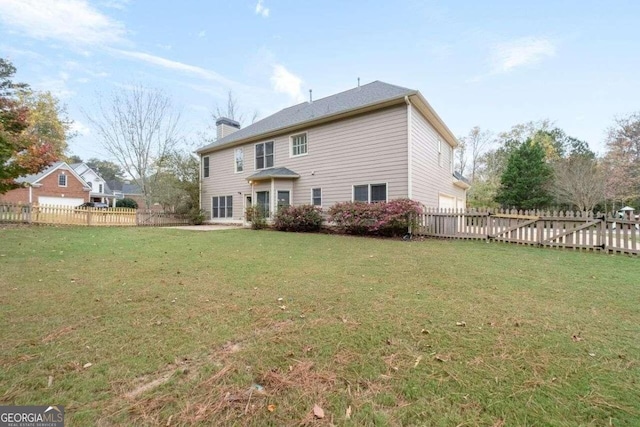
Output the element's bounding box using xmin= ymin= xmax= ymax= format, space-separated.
xmin=495 ymin=139 xmax=553 ymax=210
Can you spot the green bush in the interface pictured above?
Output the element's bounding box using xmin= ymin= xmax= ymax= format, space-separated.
xmin=245 ymin=205 xmax=268 ymax=230
xmin=188 ymin=208 xmax=206 ymax=225
xmin=116 ymin=198 xmax=138 ymax=209
xmin=328 ymin=199 xmax=423 ymax=236
xmin=273 ymin=204 xmax=323 ymax=232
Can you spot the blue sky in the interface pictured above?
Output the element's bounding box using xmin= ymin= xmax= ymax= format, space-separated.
xmin=1 ymin=0 xmax=638 ymax=160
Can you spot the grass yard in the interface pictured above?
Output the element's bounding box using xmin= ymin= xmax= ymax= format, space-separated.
xmin=0 ymin=226 xmax=638 ymax=426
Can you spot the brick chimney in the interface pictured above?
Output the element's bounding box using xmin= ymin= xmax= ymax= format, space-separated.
xmin=216 ymin=117 xmax=241 ymax=140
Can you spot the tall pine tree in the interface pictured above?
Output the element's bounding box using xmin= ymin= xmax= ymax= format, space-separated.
xmin=495 ymin=139 xmax=553 ymax=210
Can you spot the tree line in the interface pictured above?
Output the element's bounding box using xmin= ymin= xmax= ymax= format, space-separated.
xmin=456 ymin=118 xmax=639 ymax=212
xmin=3 ymin=56 xmax=637 ymax=214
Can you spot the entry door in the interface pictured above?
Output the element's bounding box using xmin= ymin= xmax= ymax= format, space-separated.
xmin=277 ymin=190 xmax=290 ymax=210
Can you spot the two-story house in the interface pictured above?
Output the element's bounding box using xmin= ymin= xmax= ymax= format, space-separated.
xmin=70 ymin=163 xmax=114 ymax=206
xmin=195 ymin=81 xmax=469 ymax=223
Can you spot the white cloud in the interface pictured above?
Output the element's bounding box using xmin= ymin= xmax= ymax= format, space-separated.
xmin=110 ymin=49 xmax=241 ymax=88
xmin=255 ymin=0 xmax=270 ymax=17
xmin=270 ymin=64 xmax=304 ymax=103
xmin=0 ymin=0 xmax=126 ymax=46
xmin=70 ymin=120 xmax=91 ymax=136
xmin=491 ymin=37 xmax=556 ymax=74
xmin=100 ymin=0 xmax=130 ymax=10
xmin=198 ymin=30 xmax=206 ymax=38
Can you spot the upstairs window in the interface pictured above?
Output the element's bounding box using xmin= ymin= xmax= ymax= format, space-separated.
xmin=99 ymin=183 xmax=103 ymax=193
xmin=291 ymin=133 xmax=308 ymax=156
xmin=235 ymin=148 xmax=244 ymax=172
xmin=353 ymin=183 xmax=387 ymax=203
xmin=58 ymin=174 xmax=67 ymax=187
xmin=203 ymin=156 xmax=210 ymax=178
xmin=255 ymin=141 xmax=274 ymax=169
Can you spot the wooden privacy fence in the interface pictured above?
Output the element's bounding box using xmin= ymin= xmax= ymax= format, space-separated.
xmin=418 ymin=208 xmax=639 ymax=256
xmin=136 ymin=210 xmax=191 ymax=227
xmin=0 ymin=203 xmax=190 ymax=227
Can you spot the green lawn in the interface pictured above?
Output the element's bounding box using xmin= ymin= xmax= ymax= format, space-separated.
xmin=0 ymin=225 xmax=638 ymax=426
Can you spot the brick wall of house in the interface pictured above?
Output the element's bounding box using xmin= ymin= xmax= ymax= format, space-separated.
xmin=0 ymin=169 xmax=89 ymax=204
xmin=0 ymin=187 xmax=30 ymax=203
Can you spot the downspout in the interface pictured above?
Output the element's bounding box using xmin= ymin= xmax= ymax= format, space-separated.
xmin=405 ymin=96 xmax=413 ymax=200
xmin=29 ymin=185 xmax=33 ymax=204
xmin=199 ymin=153 xmax=203 ymax=213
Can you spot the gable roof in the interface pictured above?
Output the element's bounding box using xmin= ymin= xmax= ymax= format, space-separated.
xmin=197 ymin=81 xmax=420 ymax=154
xmin=106 ymin=180 xmax=142 ymax=195
xmin=247 ymin=167 xmax=300 ymax=181
xmin=16 ymin=161 xmax=90 ymax=188
xmin=70 ymin=162 xmax=105 ymax=182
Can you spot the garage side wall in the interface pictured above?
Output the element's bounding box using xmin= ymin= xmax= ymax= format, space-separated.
xmin=410 ymin=105 xmax=466 ymax=208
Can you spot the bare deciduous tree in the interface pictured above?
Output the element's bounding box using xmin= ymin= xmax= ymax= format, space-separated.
xmin=603 ymin=112 xmax=640 ymax=205
xmin=211 ymin=90 xmax=258 ymax=126
xmin=552 ymin=155 xmax=604 ymax=211
xmin=87 ymin=85 xmax=181 ymax=208
xmin=459 ymin=126 xmax=492 ymax=182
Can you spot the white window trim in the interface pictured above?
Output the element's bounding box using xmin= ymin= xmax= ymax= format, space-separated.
xmin=203 ymin=156 xmax=210 ymax=178
xmin=311 ymin=187 xmax=322 ymax=207
xmin=234 ymin=148 xmax=244 ymax=173
xmin=352 ymin=182 xmax=388 ymax=203
xmin=289 ymin=132 xmax=308 ymax=158
xmin=254 ymin=141 xmax=275 ymax=170
xmin=211 ymin=195 xmax=233 ymax=219
xmin=58 ymin=173 xmax=67 ymax=187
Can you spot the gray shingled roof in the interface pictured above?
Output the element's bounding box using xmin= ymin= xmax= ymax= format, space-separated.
xmin=15 ymin=161 xmax=65 ymax=184
xmin=247 ymin=167 xmax=300 ymax=181
xmin=196 ymin=81 xmax=415 ymax=153
xmin=105 ymin=180 xmax=143 ymax=195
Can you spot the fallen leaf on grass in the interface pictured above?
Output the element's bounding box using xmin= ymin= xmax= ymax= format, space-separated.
xmin=413 ymin=355 xmax=422 ymax=368
xmin=83 ymin=362 xmax=92 ymax=369
xmin=47 ymin=376 xmax=53 ymax=387
xmin=267 ymin=404 xmax=276 ymax=412
xmin=456 ymin=321 xmax=466 ymax=327
xmin=434 ymin=354 xmax=449 ymax=362
xmin=346 ymin=405 xmax=352 ymax=419
xmin=572 ymin=334 xmax=583 ymax=342
xmin=313 ymin=404 xmax=325 ymax=419
xmin=420 ymin=329 xmax=430 ymax=334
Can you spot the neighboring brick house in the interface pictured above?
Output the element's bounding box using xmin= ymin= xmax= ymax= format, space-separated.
xmin=0 ymin=161 xmax=91 ymax=206
xmin=196 ymin=81 xmax=469 ymax=223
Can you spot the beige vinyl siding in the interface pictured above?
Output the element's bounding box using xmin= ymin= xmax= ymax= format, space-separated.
xmin=283 ymin=105 xmax=408 ymax=206
xmin=201 ymin=105 xmax=409 ymax=221
xmin=410 ymin=104 xmax=466 ymax=208
xmin=201 ymin=148 xmax=252 ymax=221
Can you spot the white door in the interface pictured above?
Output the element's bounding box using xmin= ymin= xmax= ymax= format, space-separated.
xmin=38 ymin=196 xmax=85 ymax=207
xmin=438 ymin=194 xmax=456 ymax=210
